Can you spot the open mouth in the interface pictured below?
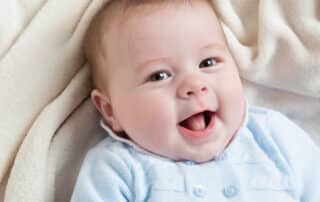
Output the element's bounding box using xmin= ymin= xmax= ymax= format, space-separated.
xmin=179 ymin=111 xmax=215 ymax=132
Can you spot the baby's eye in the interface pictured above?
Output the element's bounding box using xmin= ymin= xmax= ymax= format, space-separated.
xmin=148 ymin=71 xmax=172 ymax=82
xmin=199 ymin=58 xmax=218 ymax=68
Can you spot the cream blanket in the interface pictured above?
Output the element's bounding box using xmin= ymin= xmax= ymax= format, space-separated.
xmin=0 ymin=0 xmax=319 ymax=201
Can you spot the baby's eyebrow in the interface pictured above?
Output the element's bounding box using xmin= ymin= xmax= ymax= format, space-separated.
xmin=135 ymin=57 xmax=170 ymax=71
xmin=200 ymin=43 xmax=226 ymax=51
xmin=134 ymin=43 xmax=226 ymax=71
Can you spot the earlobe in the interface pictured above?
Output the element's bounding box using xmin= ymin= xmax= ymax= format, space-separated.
xmin=91 ymin=89 xmax=123 ymax=132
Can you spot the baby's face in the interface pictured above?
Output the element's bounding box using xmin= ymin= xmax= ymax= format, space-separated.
xmin=99 ymin=1 xmax=245 ymax=162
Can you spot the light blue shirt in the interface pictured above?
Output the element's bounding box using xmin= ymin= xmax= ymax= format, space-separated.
xmin=71 ymin=106 xmax=320 ymax=202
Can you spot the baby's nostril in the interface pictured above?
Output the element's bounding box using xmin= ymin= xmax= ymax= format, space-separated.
xmin=186 ymin=87 xmax=207 ymax=96
xmin=201 ymin=86 xmax=208 ymax=92
xmin=187 ymin=91 xmax=194 ymax=96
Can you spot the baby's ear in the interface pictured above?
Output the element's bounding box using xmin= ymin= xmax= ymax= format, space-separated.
xmin=91 ymin=89 xmax=123 ymax=132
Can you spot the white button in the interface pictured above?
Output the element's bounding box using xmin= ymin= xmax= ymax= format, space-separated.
xmin=223 ymin=185 xmax=238 ymax=198
xmin=193 ymin=185 xmax=207 ymax=197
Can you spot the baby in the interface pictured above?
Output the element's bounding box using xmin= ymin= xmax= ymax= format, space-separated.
xmin=71 ymin=0 xmax=320 ymax=201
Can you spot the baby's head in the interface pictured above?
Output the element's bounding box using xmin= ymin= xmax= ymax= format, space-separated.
xmin=85 ymin=0 xmax=246 ymax=163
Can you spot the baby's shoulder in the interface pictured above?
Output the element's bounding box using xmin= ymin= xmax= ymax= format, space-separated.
xmin=247 ymin=105 xmax=313 ymax=149
xmin=86 ymin=136 xmax=155 ymax=171
xmin=246 ymin=105 xmax=320 ymax=198
xmin=246 ymin=105 xmax=319 ymax=170
xmin=87 ymin=136 xmax=136 ymax=163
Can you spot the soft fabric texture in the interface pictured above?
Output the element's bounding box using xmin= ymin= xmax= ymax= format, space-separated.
xmin=0 ymin=0 xmax=319 ymax=201
xmin=71 ymin=105 xmax=320 ymax=202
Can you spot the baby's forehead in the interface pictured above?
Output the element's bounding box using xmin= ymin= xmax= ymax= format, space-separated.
xmin=99 ymin=0 xmax=224 ymax=56
xmin=101 ymin=0 xmax=215 ymax=25
xmin=97 ymin=1 xmax=222 ymax=61
xmin=101 ymin=0 xmax=219 ymax=41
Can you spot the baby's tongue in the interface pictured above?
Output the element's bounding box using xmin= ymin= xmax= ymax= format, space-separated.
xmin=182 ymin=113 xmax=206 ymax=131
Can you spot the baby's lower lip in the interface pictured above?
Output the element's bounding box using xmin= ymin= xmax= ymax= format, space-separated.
xmin=177 ymin=113 xmax=215 ymax=138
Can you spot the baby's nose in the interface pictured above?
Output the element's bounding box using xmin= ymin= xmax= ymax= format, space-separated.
xmin=177 ymin=75 xmax=209 ymax=99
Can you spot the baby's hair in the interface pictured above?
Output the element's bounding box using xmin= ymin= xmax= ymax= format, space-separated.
xmin=84 ymin=0 xmax=212 ymax=90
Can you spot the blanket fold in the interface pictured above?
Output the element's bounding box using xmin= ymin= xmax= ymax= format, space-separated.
xmin=214 ymin=0 xmax=320 ymax=97
xmin=4 ymin=67 xmax=90 ymax=202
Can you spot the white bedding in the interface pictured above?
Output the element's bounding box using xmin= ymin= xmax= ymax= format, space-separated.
xmin=0 ymin=0 xmax=319 ymax=201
